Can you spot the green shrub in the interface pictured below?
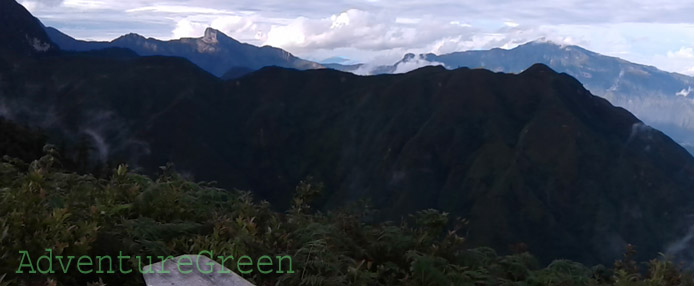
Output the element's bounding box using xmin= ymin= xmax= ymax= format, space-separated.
xmin=1 ymin=149 xmax=694 ymax=285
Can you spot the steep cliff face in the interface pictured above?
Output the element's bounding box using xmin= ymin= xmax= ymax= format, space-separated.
xmin=0 ymin=0 xmax=57 ymax=56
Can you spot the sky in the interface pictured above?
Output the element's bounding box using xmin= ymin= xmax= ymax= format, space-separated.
xmin=19 ymin=0 xmax=694 ymax=75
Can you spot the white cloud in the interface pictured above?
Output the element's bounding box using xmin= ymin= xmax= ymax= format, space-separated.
xmin=19 ymin=0 xmax=62 ymax=12
xmin=62 ymin=0 xmax=108 ymax=10
xmin=645 ymin=44 xmax=694 ymax=75
xmin=393 ymin=55 xmax=444 ymax=73
xmin=211 ymin=16 xmax=258 ymax=38
xmin=668 ymin=47 xmax=694 ymax=59
xmin=449 ymin=21 xmax=471 ymax=28
xmin=172 ymin=18 xmax=208 ymax=39
xmin=395 ymin=17 xmax=420 ymax=25
xmin=258 ymin=18 xmax=306 ymax=47
xmin=19 ymin=1 xmax=38 ymax=12
xmin=261 ymin=9 xmax=476 ymax=57
xmin=430 ymin=34 xmax=507 ymax=55
xmin=265 ymin=9 xmax=387 ymax=50
xmin=126 ymin=6 xmax=235 ymax=14
xmin=677 ymin=87 xmax=693 ymax=97
xmin=352 ymin=63 xmax=379 ymax=75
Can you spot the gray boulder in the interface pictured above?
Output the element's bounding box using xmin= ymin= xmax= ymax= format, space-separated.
xmin=142 ymin=255 xmax=254 ymax=286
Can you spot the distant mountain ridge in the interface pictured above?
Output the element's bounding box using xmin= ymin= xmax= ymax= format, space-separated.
xmin=336 ymin=42 xmax=694 ymax=151
xmin=45 ymin=26 xmax=323 ymax=76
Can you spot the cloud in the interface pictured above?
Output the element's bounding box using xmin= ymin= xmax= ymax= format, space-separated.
xmin=126 ymin=5 xmax=236 ymax=14
xmin=150 ymin=8 xmax=266 ymax=42
xmin=61 ymin=0 xmax=108 ymax=9
xmin=647 ymin=45 xmax=694 ymax=75
xmin=668 ymin=47 xmax=694 ymax=59
xmin=172 ymin=18 xmax=208 ymax=39
xmin=395 ymin=17 xmax=420 ymax=25
xmin=352 ymin=63 xmax=379 ymax=76
xmin=264 ymin=9 xmax=405 ymax=51
xmin=262 ymin=9 xmax=478 ymax=58
xmin=393 ymin=54 xmax=444 ymax=73
xmin=211 ymin=16 xmax=259 ymax=39
xmin=161 ymin=8 xmax=478 ymax=61
xmin=19 ymin=0 xmax=63 ymax=12
xmin=430 ymin=34 xmax=507 ymax=55
xmin=677 ymin=87 xmax=693 ymax=97
xmin=666 ymin=61 xmax=694 ymax=76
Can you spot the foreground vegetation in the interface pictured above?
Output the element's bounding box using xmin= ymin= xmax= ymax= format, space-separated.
xmin=1 ymin=148 xmax=694 ymax=285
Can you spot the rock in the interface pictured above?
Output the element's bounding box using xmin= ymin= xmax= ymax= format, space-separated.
xmin=142 ymin=255 xmax=255 ymax=286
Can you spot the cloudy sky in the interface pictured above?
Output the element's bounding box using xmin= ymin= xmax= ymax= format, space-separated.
xmin=19 ymin=0 xmax=694 ymax=74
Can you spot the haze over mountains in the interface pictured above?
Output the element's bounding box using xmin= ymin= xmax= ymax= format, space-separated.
xmin=5 ymin=0 xmax=694 ymax=267
xmin=335 ymin=42 xmax=694 ymax=152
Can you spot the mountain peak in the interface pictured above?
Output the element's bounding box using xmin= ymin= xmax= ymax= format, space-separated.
xmin=521 ymin=63 xmax=557 ymax=75
xmin=115 ymin=33 xmax=146 ymax=42
xmin=517 ymin=39 xmax=586 ymax=52
xmin=202 ymin=27 xmax=221 ymax=44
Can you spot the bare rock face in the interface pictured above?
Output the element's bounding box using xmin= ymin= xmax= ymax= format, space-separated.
xmin=142 ymin=255 xmax=254 ymax=286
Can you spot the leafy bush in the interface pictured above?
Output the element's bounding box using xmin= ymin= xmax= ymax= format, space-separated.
xmin=1 ymin=149 xmax=694 ymax=285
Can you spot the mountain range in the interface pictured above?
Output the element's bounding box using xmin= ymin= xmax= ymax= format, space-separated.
xmin=45 ymin=26 xmax=323 ymax=77
xmin=4 ymin=0 xmax=694 ymax=266
xmin=333 ymin=42 xmax=694 ymax=152
xmin=42 ymin=13 xmax=694 ymax=154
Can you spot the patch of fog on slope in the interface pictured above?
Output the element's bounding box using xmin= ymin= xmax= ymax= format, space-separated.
xmin=626 ymin=122 xmax=654 ymax=144
xmin=0 ymin=100 xmax=12 ymax=120
xmin=392 ymin=55 xmax=445 ymax=74
xmin=79 ymin=110 xmax=152 ymax=165
xmin=353 ymin=64 xmax=380 ymax=76
xmin=352 ymin=54 xmax=445 ymax=75
xmin=677 ymin=87 xmax=693 ymax=97
xmin=0 ymin=94 xmax=152 ymax=166
xmin=665 ymin=216 xmax=694 ymax=268
xmin=83 ymin=129 xmax=109 ymax=163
